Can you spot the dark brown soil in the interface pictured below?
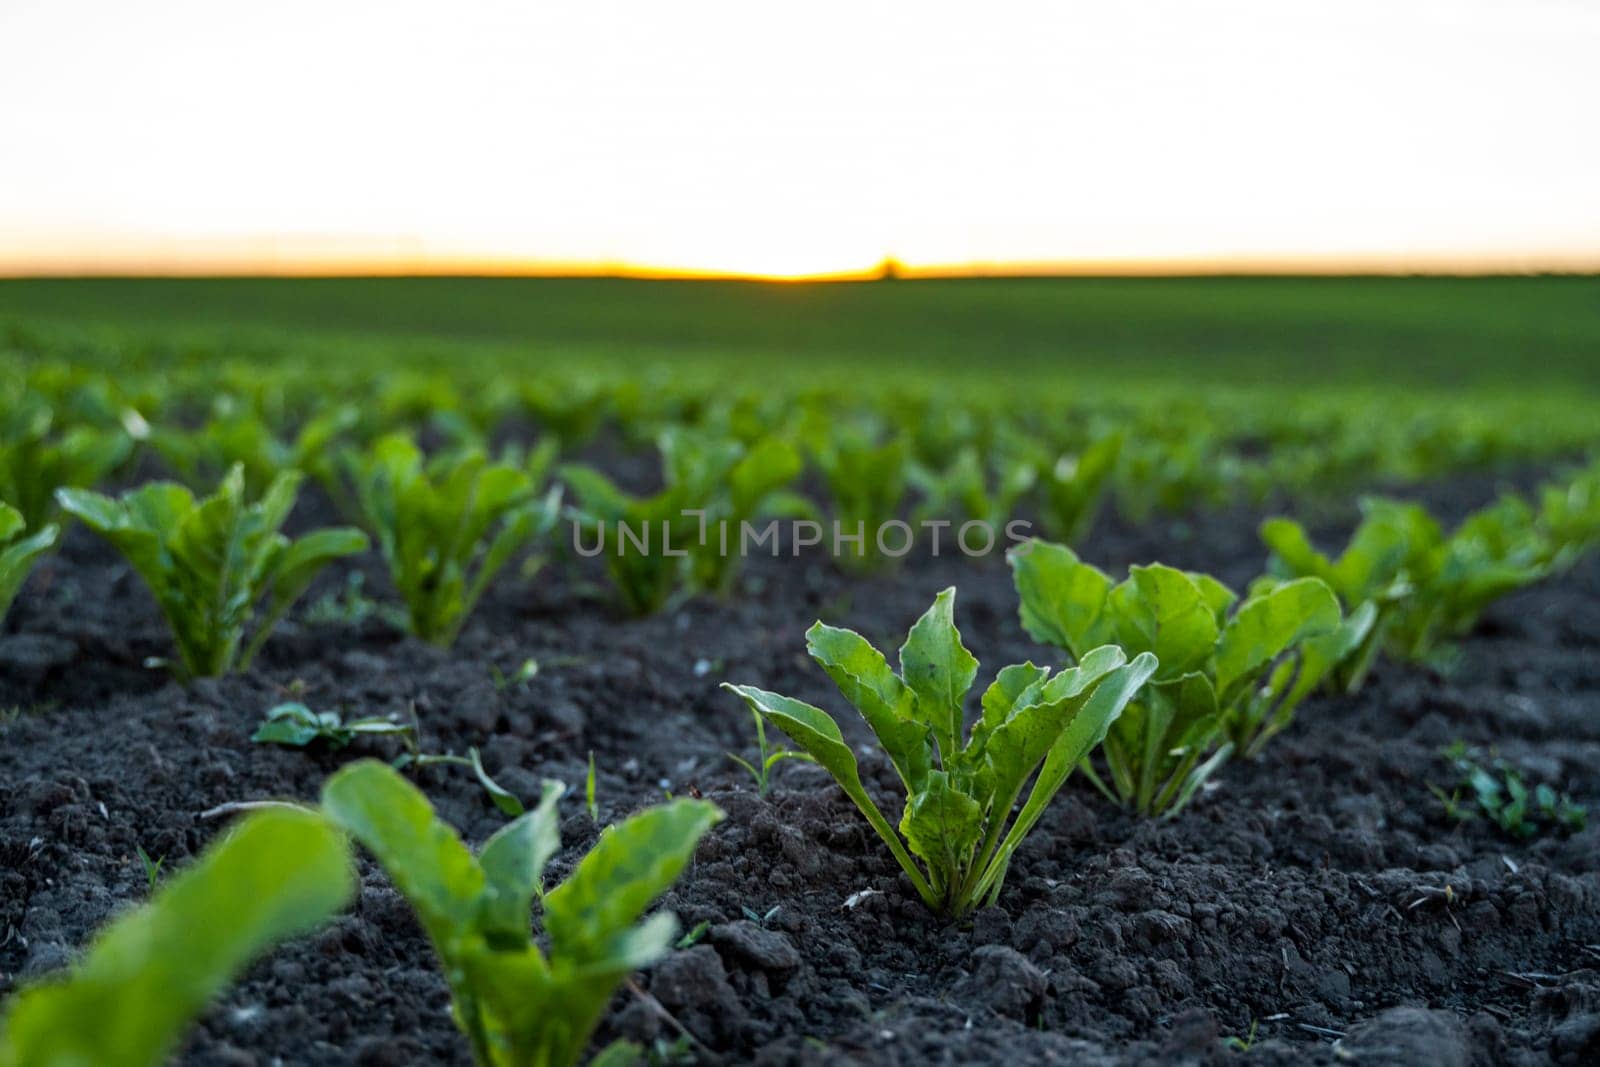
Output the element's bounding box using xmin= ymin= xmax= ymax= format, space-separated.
xmin=2 ymin=468 xmax=1597 ymax=1067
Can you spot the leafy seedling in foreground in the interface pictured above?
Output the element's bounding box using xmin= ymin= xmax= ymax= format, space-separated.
xmin=726 ymin=705 xmax=815 ymax=796
xmin=56 ymin=465 xmax=368 ymax=679
xmin=1010 ymin=540 xmax=1341 ymax=814
xmin=321 ymin=760 xmax=723 ymax=1067
xmin=352 ymin=435 xmax=560 ymax=646
xmin=725 ymin=587 xmax=1156 ymax=916
xmin=0 ymin=502 xmax=57 ymax=624
xmin=0 ymin=808 xmax=353 ymax=1067
xmin=252 ymin=702 xmax=413 ymax=749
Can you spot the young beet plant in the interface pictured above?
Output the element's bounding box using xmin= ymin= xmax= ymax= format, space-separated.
xmin=1010 ymin=540 xmax=1342 ymax=815
xmin=352 ymin=435 xmax=559 ymax=646
xmin=562 ymin=429 xmax=807 ymax=614
xmin=0 ymin=809 xmax=353 ymax=1067
xmin=0 ymin=405 xmax=132 ymax=530
xmin=0 ymin=502 xmax=57 ymax=623
xmin=57 ymin=465 xmax=368 ymax=679
xmin=724 ymin=588 xmax=1156 ymax=917
xmin=322 ymin=760 xmax=722 ymax=1067
xmin=1260 ymin=505 xmax=1410 ymax=692
xmin=1266 ymin=495 xmax=1551 ymax=668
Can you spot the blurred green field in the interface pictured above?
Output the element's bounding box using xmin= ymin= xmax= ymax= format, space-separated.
xmin=1 ymin=275 xmax=1597 ymax=392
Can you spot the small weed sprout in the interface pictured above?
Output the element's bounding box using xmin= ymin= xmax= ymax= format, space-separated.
xmin=135 ymin=846 xmax=165 ymax=894
xmin=726 ymin=706 xmax=815 ymax=796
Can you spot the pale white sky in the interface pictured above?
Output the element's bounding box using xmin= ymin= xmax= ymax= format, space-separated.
xmin=2 ymin=0 xmax=1598 ymax=276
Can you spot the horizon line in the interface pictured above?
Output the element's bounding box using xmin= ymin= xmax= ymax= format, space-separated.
xmin=4 ymin=251 xmax=1600 ymax=283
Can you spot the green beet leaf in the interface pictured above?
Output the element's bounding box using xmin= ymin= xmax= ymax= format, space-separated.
xmin=0 ymin=809 xmax=353 ymax=1067
xmin=0 ymin=502 xmax=57 ymax=624
xmin=351 ymin=435 xmax=558 ymax=646
xmin=725 ymin=587 xmax=1154 ymax=916
xmin=1011 ymin=538 xmax=1342 ymax=814
xmin=56 ymin=465 xmax=367 ymax=679
xmin=322 ymin=759 xmax=721 ymax=1067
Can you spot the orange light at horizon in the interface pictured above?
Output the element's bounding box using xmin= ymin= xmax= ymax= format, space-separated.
xmin=2 ymin=2 xmax=1599 ymax=278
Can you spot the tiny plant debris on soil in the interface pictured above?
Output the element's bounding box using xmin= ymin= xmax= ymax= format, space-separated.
xmin=1 ymin=282 xmax=1598 ymax=1066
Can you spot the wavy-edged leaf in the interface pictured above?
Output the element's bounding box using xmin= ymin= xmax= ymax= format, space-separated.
xmin=478 ymin=781 xmax=565 ymax=946
xmin=1214 ymin=577 xmax=1340 ymax=702
xmin=543 ymin=798 xmax=722 ymax=964
xmin=321 ymin=760 xmax=485 ymax=953
xmin=805 ymin=622 xmax=931 ymax=791
xmin=897 ymin=587 xmax=978 ymax=760
xmin=1008 ymin=538 xmax=1113 ymax=657
xmin=1110 ymin=565 xmax=1219 ymax=681
xmin=898 ymin=771 xmax=983 ymax=889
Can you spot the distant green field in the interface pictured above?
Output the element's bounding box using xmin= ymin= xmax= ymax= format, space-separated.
xmin=1 ymin=275 xmax=1597 ymax=392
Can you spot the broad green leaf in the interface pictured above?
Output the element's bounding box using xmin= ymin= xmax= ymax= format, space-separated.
xmin=898 ymin=587 xmax=978 ymax=760
xmin=976 ymin=662 xmax=1050 ymax=737
xmin=805 ymin=622 xmax=932 ymax=791
xmin=543 ymin=798 xmax=722 ymax=964
xmin=0 ymin=503 xmax=21 ymax=541
xmin=266 ymin=528 xmax=369 ymax=607
xmin=52 ymin=487 xmax=125 ymax=535
xmin=1260 ymin=518 xmax=1330 ymax=583
xmin=1187 ymin=572 xmax=1239 ymax=624
xmin=0 ymin=809 xmax=352 ymax=1067
xmin=974 ymin=652 xmax=1157 ymax=901
xmin=898 ymin=771 xmax=983 ymax=885
xmin=321 ymin=760 xmax=485 ymax=952
xmin=478 ymin=782 xmax=565 ymax=945
xmin=1009 ymin=539 xmax=1113 ymax=656
xmin=1214 ymin=577 xmax=1340 ymax=701
xmin=0 ymin=521 xmax=57 ymax=621
xmin=1110 ymin=565 xmax=1219 ymax=680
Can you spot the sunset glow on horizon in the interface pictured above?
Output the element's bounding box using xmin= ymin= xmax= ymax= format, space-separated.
xmin=3 ymin=0 xmax=1599 ymax=279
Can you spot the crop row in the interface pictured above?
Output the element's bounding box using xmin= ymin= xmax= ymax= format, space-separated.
xmin=2 ymin=421 xmax=1596 ymax=675
xmin=3 ymin=467 xmax=1598 ymax=1064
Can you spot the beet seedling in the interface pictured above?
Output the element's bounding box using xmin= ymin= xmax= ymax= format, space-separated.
xmin=1010 ymin=540 xmax=1341 ymax=811
xmin=351 ymin=435 xmax=560 ymax=646
xmin=252 ymin=702 xmax=413 ymax=749
xmin=0 ymin=502 xmax=57 ymax=624
xmin=562 ymin=429 xmax=806 ymax=613
xmin=0 ymin=405 xmax=132 ymax=530
xmin=321 ymin=760 xmax=723 ymax=1067
xmin=56 ymin=465 xmax=368 ymax=679
xmin=0 ymin=808 xmax=352 ymax=1067
xmin=725 ymin=588 xmax=1156 ymax=916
